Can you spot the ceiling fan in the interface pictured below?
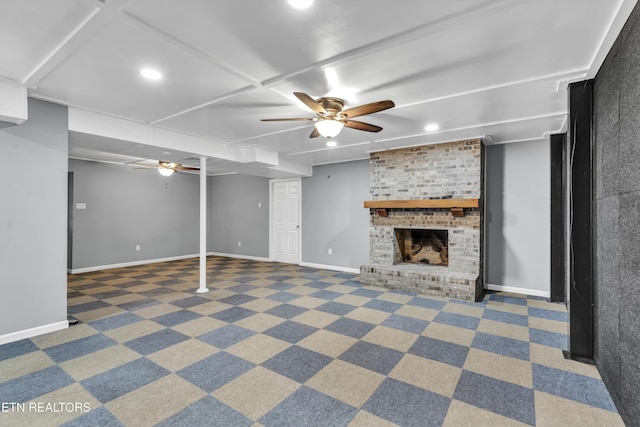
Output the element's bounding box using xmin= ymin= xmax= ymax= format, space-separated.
xmin=134 ymin=161 xmax=199 ymax=177
xmin=261 ymin=92 xmax=395 ymax=138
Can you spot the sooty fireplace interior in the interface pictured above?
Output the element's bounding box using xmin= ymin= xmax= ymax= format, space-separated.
xmin=395 ymin=228 xmax=448 ymax=266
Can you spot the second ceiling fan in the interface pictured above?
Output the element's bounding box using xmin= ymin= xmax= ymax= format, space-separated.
xmin=261 ymin=92 xmax=394 ymax=138
xmin=133 ymin=160 xmax=199 ymax=177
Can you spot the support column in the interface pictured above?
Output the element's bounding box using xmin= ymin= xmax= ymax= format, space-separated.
xmin=566 ymin=80 xmax=594 ymax=361
xmin=550 ymin=133 xmax=566 ymax=303
xmin=197 ymin=156 xmax=209 ymax=294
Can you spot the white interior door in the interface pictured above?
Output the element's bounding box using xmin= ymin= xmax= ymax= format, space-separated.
xmin=272 ymin=179 xmax=300 ymax=264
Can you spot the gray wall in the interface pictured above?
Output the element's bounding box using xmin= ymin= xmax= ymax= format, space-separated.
xmin=0 ymin=99 xmax=68 ymax=337
xmin=208 ymin=173 xmax=269 ymax=258
xmin=68 ymin=159 xmax=200 ymax=269
xmin=302 ymin=160 xmax=370 ymax=270
xmin=485 ymin=140 xmax=550 ymax=295
xmin=593 ymin=4 xmax=640 ymax=424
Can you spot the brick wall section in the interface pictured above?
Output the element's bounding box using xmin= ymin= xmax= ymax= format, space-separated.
xmin=370 ymin=139 xmax=482 ymax=200
xmin=362 ymin=139 xmax=484 ymax=301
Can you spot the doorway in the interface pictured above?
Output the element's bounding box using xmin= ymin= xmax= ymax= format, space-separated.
xmin=67 ymin=171 xmax=73 ymax=271
xmin=270 ymin=178 xmax=301 ymax=264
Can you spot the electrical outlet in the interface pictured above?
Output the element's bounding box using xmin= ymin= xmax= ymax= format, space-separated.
xmin=238 ymin=241 xmax=242 ymax=247
xmin=328 ymin=248 xmax=332 ymax=255
xmin=258 ymin=202 xmax=262 ymax=208
xmin=135 ymin=245 xmax=141 ymax=251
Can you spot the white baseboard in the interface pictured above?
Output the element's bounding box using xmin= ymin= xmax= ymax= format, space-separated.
xmin=68 ymin=254 xmax=361 ymax=276
xmin=0 ymin=320 xmax=68 ymax=345
xmin=68 ymin=254 xmax=200 ymax=274
xmin=207 ymin=252 xmax=271 ymax=263
xmin=484 ymin=283 xmax=550 ymax=298
xmin=299 ymin=262 xmax=360 ymax=274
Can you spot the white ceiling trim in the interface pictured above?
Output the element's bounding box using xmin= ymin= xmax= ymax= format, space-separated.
xmin=30 ymin=92 xmax=149 ymax=124
xmin=226 ymin=123 xmax=312 ymax=145
xmin=484 ymin=136 xmax=549 ymax=146
xmin=312 ymin=156 xmax=370 ymax=167
xmin=587 ymin=0 xmax=639 ymax=78
xmin=374 ymin=112 xmax=566 ymax=145
xmin=397 ymin=69 xmax=588 ymax=110
xmin=366 ymin=136 xmax=488 ymax=154
xmin=554 ymin=73 xmax=589 ymax=93
xmin=150 ymin=85 xmax=255 ymax=125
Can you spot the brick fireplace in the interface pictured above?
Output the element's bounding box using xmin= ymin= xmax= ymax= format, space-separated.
xmin=360 ymin=139 xmax=484 ymax=301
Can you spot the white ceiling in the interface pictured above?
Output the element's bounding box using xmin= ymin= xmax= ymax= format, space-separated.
xmin=1 ymin=0 xmax=635 ymax=177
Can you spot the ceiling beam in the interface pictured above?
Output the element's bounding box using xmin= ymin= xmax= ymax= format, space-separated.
xmin=0 ymin=78 xmax=27 ymax=124
xmin=68 ymin=107 xmax=312 ymax=177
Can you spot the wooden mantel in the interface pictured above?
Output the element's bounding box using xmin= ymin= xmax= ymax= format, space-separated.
xmin=363 ymin=198 xmax=479 ymax=217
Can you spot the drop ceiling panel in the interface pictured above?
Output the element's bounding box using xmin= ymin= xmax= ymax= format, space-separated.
xmin=268 ymin=0 xmax=616 ymax=112
xmin=3 ymin=0 xmax=631 ymax=176
xmin=122 ymin=0 xmax=486 ymax=83
xmin=363 ymin=77 xmax=567 ymax=139
xmin=0 ymin=0 xmax=96 ymax=81
xmin=156 ymin=88 xmax=305 ymax=142
xmin=33 ymin=18 xmax=250 ymax=122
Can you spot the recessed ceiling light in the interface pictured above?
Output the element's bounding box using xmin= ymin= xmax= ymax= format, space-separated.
xmin=288 ymin=0 xmax=313 ymax=9
xmin=161 ymin=151 xmax=171 ymax=155
xmin=140 ymin=68 xmax=162 ymax=80
xmin=424 ymin=123 xmax=439 ymax=132
xmin=326 ymin=141 xmax=337 ymax=147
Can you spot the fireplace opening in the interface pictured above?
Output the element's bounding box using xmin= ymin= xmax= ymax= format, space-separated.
xmin=395 ymin=228 xmax=449 ymax=266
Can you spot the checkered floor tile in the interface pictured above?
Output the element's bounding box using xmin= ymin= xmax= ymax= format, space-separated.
xmin=0 ymin=257 xmax=624 ymax=426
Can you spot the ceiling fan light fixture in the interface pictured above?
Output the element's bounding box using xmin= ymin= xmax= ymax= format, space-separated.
xmin=158 ymin=167 xmax=175 ymax=177
xmin=287 ymin=0 xmax=313 ymax=9
xmin=315 ymin=119 xmax=344 ymax=138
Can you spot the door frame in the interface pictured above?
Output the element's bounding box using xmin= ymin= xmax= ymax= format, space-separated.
xmin=269 ymin=178 xmax=302 ymax=264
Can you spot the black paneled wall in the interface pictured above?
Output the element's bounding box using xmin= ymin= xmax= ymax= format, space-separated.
xmin=593 ymin=3 xmax=640 ymax=425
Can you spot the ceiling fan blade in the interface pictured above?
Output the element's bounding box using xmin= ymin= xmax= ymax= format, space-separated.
xmin=342 ymin=100 xmax=395 ymax=118
xmin=261 ymin=118 xmax=315 ymax=122
xmin=309 ymin=128 xmax=321 ymax=138
xmin=294 ymin=92 xmax=327 ymax=116
xmin=176 ymin=166 xmax=200 ymax=171
xmin=344 ymin=120 xmax=383 ymax=132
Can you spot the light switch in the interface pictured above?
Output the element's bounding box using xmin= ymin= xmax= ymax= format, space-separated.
xmin=76 ymin=203 xmax=86 ymax=210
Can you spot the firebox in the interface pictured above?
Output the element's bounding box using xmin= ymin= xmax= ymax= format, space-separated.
xmin=395 ymin=228 xmax=449 ymax=266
